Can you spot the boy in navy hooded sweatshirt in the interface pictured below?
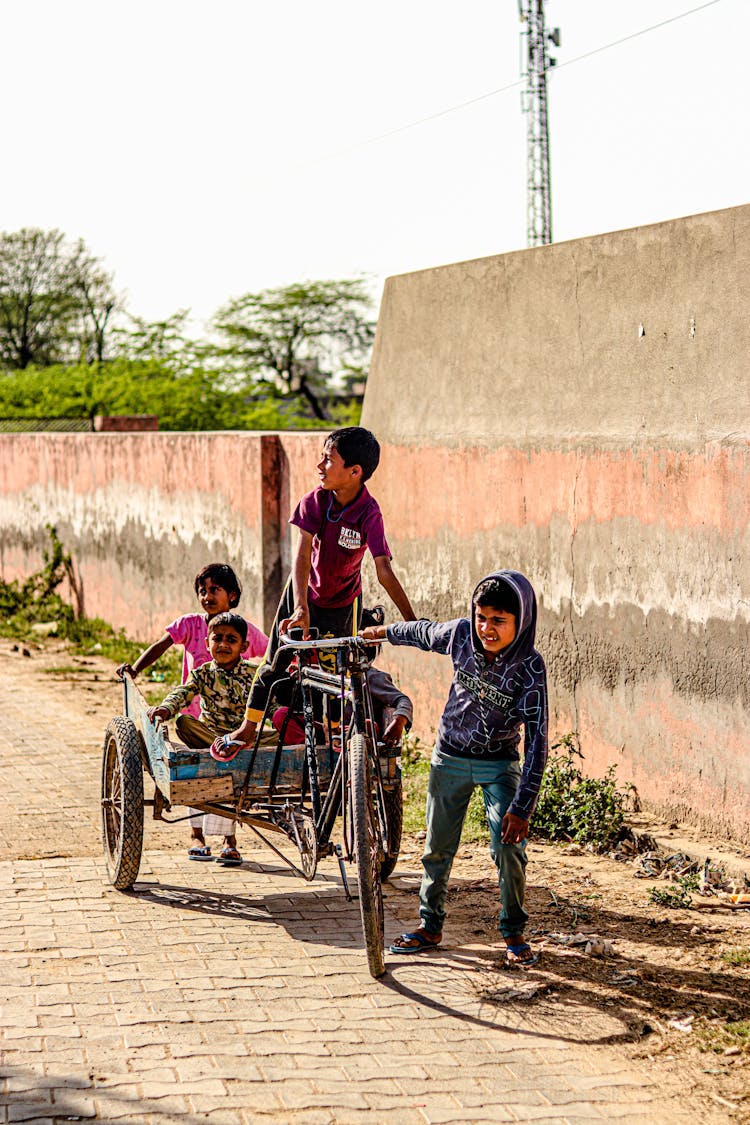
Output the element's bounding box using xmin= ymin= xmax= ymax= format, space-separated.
xmin=361 ymin=569 xmax=548 ymax=967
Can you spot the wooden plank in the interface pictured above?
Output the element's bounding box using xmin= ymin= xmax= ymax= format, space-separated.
xmin=169 ymin=776 xmax=235 ymax=805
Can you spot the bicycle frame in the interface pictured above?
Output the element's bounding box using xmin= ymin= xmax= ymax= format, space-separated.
xmin=236 ymin=633 xmax=389 ymax=863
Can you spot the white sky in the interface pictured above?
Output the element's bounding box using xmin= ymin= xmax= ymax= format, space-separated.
xmin=2 ymin=0 xmax=747 ymax=330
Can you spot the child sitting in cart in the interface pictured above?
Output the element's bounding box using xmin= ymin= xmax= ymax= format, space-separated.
xmin=147 ymin=612 xmax=259 ymax=866
xmin=117 ymin=563 xmax=268 ymax=861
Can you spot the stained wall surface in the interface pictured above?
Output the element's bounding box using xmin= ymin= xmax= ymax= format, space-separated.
xmin=0 ymin=431 xmax=322 ymax=639
xmin=362 ymin=205 xmax=750 ymax=843
xmin=1 ymin=204 xmax=748 ymax=840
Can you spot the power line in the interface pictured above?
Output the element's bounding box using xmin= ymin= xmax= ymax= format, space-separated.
xmin=308 ymin=0 xmax=724 ymax=166
xmin=555 ymin=0 xmax=723 ymax=73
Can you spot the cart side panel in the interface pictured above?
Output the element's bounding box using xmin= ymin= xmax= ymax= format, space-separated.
xmin=123 ymin=674 xmax=172 ymax=795
xmin=167 ymin=744 xmax=333 ymax=798
xmin=121 ymin=673 xmax=333 ymax=805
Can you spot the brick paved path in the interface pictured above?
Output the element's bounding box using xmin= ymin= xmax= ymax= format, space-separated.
xmin=0 ymin=648 xmax=720 ymax=1124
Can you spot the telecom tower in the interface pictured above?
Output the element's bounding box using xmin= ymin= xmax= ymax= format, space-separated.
xmin=518 ymin=1 xmax=560 ymax=246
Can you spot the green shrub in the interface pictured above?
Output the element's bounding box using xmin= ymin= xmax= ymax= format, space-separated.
xmin=0 ymin=525 xmax=76 ymax=636
xmin=648 ymin=880 xmax=694 ymax=909
xmin=532 ymin=732 xmax=634 ymax=852
xmin=0 ymin=528 xmax=180 ymax=684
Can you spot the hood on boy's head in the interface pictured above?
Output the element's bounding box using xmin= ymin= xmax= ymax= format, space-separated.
xmin=470 ymin=569 xmax=538 ymax=664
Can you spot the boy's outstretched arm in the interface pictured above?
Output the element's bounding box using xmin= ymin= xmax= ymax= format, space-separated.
xmin=373 ymin=555 xmax=416 ymax=620
xmin=147 ymin=677 xmax=196 ymax=723
xmin=116 ymin=632 xmax=174 ymax=679
xmin=279 ymin=530 xmax=314 ymax=637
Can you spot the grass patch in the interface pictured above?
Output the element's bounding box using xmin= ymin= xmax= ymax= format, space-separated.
xmin=696 ymin=1019 xmax=750 ymax=1054
xmin=0 ymin=528 xmax=181 ymax=687
xmin=721 ymin=948 xmax=750 ymax=967
xmin=401 ymin=737 xmax=490 ymax=844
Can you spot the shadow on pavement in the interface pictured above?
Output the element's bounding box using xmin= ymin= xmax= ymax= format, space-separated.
xmin=0 ymin=1065 xmax=219 ymax=1125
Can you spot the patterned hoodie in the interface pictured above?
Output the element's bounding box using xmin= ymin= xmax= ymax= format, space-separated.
xmin=386 ymin=569 xmax=548 ymax=819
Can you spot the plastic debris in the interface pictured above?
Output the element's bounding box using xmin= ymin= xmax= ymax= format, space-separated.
xmin=667 ymin=1015 xmax=695 ymax=1033
xmin=611 ymin=970 xmax=639 ymax=985
xmin=585 ymin=938 xmax=613 ymax=957
xmin=30 ymin=620 xmax=58 ymax=635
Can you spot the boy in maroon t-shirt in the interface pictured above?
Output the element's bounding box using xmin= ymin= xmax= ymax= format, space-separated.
xmin=219 ymin=426 xmax=415 ymax=755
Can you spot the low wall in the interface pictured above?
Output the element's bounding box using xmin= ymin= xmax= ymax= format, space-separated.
xmin=0 ymin=431 xmax=323 ymax=638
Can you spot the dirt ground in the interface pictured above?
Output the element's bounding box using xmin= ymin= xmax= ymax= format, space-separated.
xmin=6 ymin=635 xmax=750 ymax=1119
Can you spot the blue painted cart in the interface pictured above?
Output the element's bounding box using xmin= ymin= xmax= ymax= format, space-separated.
xmin=101 ymin=636 xmax=402 ymax=978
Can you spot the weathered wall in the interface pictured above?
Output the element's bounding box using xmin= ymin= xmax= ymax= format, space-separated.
xmin=0 ymin=431 xmax=323 ymax=639
xmin=362 ymin=204 xmax=750 ymax=843
xmin=1 ymin=204 xmax=748 ymax=841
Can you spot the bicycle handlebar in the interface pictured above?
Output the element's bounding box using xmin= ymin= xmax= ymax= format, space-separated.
xmin=279 ymin=632 xmax=381 ymax=652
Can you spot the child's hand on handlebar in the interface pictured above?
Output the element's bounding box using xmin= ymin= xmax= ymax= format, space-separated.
xmin=280 ymin=605 xmax=310 ymax=638
xmin=359 ymin=625 xmax=387 ymax=642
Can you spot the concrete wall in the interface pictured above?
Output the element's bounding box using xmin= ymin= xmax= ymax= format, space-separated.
xmin=0 ymin=431 xmax=324 ymax=638
xmin=1 ymin=203 xmax=748 ymax=840
xmin=362 ymin=204 xmax=750 ymax=843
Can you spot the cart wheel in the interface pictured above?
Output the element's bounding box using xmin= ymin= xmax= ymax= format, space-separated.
xmin=350 ymin=732 xmax=385 ymax=978
xmin=101 ymin=717 xmax=144 ymax=889
xmin=379 ymin=783 xmax=403 ymax=882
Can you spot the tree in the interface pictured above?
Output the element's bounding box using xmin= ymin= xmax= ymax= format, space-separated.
xmin=109 ymin=310 xmax=199 ymax=371
xmin=76 ymin=256 xmax=122 ymax=364
xmin=0 ymin=227 xmax=121 ymax=369
xmin=212 ymin=279 xmax=375 ymax=420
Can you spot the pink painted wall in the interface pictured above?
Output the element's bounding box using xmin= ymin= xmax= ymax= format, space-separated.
xmin=0 ymin=431 xmax=320 ymax=641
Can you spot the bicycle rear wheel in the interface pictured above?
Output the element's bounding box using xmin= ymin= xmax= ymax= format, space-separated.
xmin=349 ymin=732 xmax=385 ymax=978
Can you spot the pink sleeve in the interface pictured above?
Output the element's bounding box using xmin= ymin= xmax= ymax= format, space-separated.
xmin=165 ymin=614 xmax=192 ymax=645
xmin=243 ymin=621 xmax=269 ymax=659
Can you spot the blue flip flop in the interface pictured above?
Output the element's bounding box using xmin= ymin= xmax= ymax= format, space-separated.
xmin=216 ymin=847 xmax=243 ymax=867
xmin=503 ymin=942 xmax=538 ymax=969
xmin=188 ymin=844 xmax=212 ymax=861
xmin=389 ymin=931 xmax=442 ymax=954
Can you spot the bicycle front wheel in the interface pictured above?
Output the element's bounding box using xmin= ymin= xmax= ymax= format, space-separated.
xmin=349 ymin=732 xmax=385 ymax=978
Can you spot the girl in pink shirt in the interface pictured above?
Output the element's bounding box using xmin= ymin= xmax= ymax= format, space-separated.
xmin=117 ymin=563 xmax=268 ymax=713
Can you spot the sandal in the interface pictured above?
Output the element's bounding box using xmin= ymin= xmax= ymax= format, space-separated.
xmin=503 ymin=942 xmax=538 ymax=969
xmin=389 ymin=929 xmax=442 ymax=954
xmin=216 ymin=847 xmax=242 ymax=867
xmin=188 ymin=844 xmax=212 ymax=861
xmin=210 ymin=735 xmax=244 ymax=763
